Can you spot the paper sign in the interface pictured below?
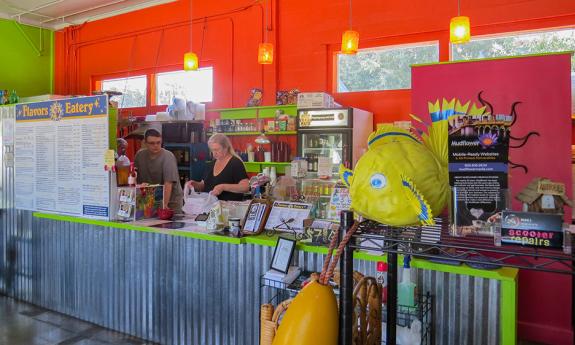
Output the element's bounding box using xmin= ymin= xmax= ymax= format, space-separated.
xmin=265 ymin=201 xmax=312 ymax=232
xmin=537 ymin=181 xmax=565 ymax=196
xmin=317 ymin=156 xmax=332 ymax=177
xmin=104 ymin=149 xmax=115 ymax=170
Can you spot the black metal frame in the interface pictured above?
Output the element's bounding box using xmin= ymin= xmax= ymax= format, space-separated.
xmin=338 ymin=211 xmax=575 ymax=345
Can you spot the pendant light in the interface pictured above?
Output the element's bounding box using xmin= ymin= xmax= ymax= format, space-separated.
xmin=450 ymin=0 xmax=470 ymax=44
xmin=258 ymin=0 xmax=273 ymax=64
xmin=341 ymin=0 xmax=359 ymax=54
xmin=184 ymin=0 xmax=198 ymax=71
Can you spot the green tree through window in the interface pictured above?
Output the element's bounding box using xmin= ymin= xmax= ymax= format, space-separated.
xmin=337 ymin=43 xmax=439 ymax=92
xmin=452 ymin=28 xmax=575 ymax=71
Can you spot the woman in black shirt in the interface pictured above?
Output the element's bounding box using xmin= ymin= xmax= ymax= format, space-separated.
xmin=187 ymin=133 xmax=249 ymax=201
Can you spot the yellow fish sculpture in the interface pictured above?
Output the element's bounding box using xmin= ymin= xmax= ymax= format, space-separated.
xmin=340 ymin=99 xmax=455 ymax=226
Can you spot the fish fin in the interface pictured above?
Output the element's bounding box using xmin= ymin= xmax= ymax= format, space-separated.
xmin=469 ymin=103 xmax=487 ymax=116
xmin=440 ymin=98 xmax=456 ymax=121
xmin=455 ymin=100 xmax=470 ymax=116
xmin=401 ymin=175 xmax=435 ymax=225
xmin=409 ymin=113 xmax=429 ymax=126
xmin=339 ymin=165 xmax=354 ymax=188
xmin=367 ymin=125 xmax=421 ymax=149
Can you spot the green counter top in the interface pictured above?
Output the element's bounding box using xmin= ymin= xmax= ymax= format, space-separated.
xmin=34 ymin=212 xmax=518 ymax=282
xmin=33 ymin=212 xmax=243 ymax=245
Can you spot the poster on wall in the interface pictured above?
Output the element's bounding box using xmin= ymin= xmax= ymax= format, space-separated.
xmin=411 ymin=53 xmax=573 ymax=227
xmin=14 ymin=95 xmax=110 ymax=220
xmin=447 ymin=99 xmax=512 ymax=236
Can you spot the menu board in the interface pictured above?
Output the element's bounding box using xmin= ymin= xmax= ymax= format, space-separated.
xmin=14 ymin=96 xmax=110 ymax=219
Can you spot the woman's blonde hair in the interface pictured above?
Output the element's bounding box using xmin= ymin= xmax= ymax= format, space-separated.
xmin=208 ymin=133 xmax=238 ymax=158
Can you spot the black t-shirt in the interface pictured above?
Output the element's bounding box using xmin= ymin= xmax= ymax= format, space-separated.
xmin=203 ymin=156 xmax=249 ymax=201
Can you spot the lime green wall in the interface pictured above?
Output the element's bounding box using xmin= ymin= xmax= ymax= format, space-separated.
xmin=0 ymin=19 xmax=53 ymax=97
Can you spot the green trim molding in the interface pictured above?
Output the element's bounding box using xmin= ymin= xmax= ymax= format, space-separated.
xmin=33 ymin=211 xmax=518 ymax=344
xmin=211 ymin=105 xmax=297 ymax=120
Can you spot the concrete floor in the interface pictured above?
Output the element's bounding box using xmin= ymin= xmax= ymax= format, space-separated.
xmin=0 ymin=295 xmax=156 ymax=345
xmin=0 ymin=294 xmax=552 ymax=345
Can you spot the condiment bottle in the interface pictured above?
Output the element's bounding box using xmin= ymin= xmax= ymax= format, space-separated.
xmin=116 ymin=154 xmax=131 ymax=186
xmin=376 ymin=262 xmax=388 ymax=304
xmin=128 ymin=163 xmax=137 ymax=186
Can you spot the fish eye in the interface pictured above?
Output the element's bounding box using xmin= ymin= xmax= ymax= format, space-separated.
xmin=370 ymin=173 xmax=387 ymax=189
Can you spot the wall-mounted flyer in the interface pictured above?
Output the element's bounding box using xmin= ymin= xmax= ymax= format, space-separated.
xmin=448 ymin=105 xmax=512 ymax=236
xmin=14 ymin=95 xmax=110 ymax=220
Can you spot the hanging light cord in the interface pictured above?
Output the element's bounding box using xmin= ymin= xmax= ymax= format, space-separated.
xmin=189 ymin=0 xmax=193 ymax=51
xmin=200 ymin=17 xmax=207 ymax=60
xmin=457 ymin=0 xmax=461 ymax=16
xmin=264 ymin=0 xmax=268 ymax=43
xmin=349 ymin=0 xmax=353 ymax=29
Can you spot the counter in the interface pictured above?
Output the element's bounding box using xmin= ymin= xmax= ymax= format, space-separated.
xmin=0 ymin=212 xmax=516 ymax=344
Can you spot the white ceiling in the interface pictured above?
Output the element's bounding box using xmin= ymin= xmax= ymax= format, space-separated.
xmin=0 ymin=0 xmax=178 ymax=30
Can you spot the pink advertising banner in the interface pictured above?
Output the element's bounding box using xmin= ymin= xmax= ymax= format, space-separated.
xmin=411 ymin=53 xmax=572 ymax=344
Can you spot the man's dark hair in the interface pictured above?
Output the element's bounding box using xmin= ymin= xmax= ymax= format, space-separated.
xmin=144 ymin=129 xmax=162 ymax=141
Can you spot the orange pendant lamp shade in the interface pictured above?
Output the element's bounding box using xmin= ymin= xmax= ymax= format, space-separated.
xmin=450 ymin=16 xmax=470 ymax=44
xmin=341 ymin=30 xmax=359 ymax=54
xmin=184 ymin=52 xmax=199 ymax=71
xmin=258 ymin=43 xmax=274 ymax=64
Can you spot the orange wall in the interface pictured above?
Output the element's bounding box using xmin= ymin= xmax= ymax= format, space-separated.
xmin=54 ymin=0 xmax=575 ymax=343
xmin=55 ymin=0 xmax=575 ymax=123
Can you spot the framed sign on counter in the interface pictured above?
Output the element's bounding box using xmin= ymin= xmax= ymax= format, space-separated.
xmin=270 ymin=237 xmax=296 ymax=273
xmin=14 ymin=95 xmax=111 ymax=220
xmin=241 ymin=198 xmax=272 ymax=235
xmin=264 ymin=201 xmax=312 ymax=233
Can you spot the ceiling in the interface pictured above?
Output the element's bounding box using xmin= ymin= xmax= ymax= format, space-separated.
xmin=0 ymin=0 xmax=178 ymax=30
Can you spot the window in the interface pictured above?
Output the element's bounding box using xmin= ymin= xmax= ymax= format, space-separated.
xmin=451 ymin=28 xmax=575 ymax=113
xmin=156 ymin=68 xmax=213 ymax=105
xmin=451 ymin=28 xmax=575 ymax=69
xmin=337 ymin=42 xmax=439 ymax=92
xmin=101 ymin=75 xmax=147 ymax=108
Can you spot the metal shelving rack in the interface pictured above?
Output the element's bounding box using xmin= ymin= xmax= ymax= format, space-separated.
xmin=337 ymin=211 xmax=575 ymax=345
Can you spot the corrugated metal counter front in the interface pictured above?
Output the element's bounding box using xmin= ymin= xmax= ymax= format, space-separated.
xmin=0 ymin=211 xmax=517 ymax=345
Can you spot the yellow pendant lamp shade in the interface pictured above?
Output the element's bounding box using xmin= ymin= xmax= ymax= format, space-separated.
xmin=184 ymin=52 xmax=199 ymax=71
xmin=450 ymin=16 xmax=470 ymax=44
xmin=341 ymin=30 xmax=359 ymax=54
xmin=258 ymin=43 xmax=274 ymax=64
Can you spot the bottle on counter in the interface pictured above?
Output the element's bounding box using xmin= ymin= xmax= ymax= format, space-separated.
xmin=269 ymin=167 xmax=277 ymax=186
xmin=116 ymin=154 xmax=131 ymax=186
xmin=128 ymin=163 xmax=137 ymax=186
xmin=398 ymin=255 xmax=416 ymax=308
xmin=9 ymin=90 xmax=18 ymax=104
xmin=376 ymin=262 xmax=388 ymax=304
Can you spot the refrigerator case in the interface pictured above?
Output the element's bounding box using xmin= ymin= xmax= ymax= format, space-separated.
xmin=297 ymin=108 xmax=373 ymax=173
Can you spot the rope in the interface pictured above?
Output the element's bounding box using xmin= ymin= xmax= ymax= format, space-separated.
xmin=320 ymin=221 xmax=360 ymax=285
xmin=319 ymin=225 xmax=341 ymax=284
